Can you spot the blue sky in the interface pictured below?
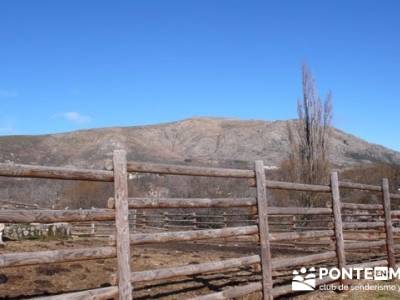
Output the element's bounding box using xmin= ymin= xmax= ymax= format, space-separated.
xmin=0 ymin=1 xmax=399 ymax=151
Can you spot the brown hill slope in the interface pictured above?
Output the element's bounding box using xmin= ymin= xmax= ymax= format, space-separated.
xmin=0 ymin=117 xmax=398 ymax=168
xmin=0 ymin=117 xmax=399 ymax=208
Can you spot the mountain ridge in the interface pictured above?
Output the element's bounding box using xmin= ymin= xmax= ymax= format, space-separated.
xmin=0 ymin=117 xmax=399 ymax=169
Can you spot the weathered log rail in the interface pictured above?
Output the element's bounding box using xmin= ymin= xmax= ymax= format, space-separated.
xmin=0 ymin=156 xmax=400 ymax=300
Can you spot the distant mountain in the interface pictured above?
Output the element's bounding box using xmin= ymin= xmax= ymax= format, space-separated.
xmin=1 ymin=117 xmax=399 ymax=208
xmin=0 ymin=117 xmax=399 ymax=169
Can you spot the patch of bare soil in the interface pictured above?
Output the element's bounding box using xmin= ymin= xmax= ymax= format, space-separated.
xmin=0 ymin=238 xmax=266 ymax=299
xmin=0 ymin=238 xmax=388 ymax=299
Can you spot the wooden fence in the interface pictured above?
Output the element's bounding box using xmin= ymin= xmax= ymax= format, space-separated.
xmin=0 ymin=150 xmax=400 ymax=299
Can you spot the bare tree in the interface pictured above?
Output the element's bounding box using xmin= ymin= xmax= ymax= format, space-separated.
xmin=285 ymin=64 xmax=333 ymax=206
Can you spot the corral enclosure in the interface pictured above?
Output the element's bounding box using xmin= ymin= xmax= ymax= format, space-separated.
xmin=0 ymin=150 xmax=400 ymax=299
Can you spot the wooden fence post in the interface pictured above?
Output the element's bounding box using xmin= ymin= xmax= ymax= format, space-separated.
xmin=113 ymin=150 xmax=132 ymax=300
xmin=382 ymin=178 xmax=396 ymax=270
xmin=330 ymin=171 xmax=346 ymax=283
xmin=255 ymin=160 xmax=273 ymax=300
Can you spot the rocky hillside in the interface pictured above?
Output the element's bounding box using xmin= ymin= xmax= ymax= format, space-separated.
xmin=0 ymin=117 xmax=399 ymax=208
xmin=0 ymin=117 xmax=398 ymax=169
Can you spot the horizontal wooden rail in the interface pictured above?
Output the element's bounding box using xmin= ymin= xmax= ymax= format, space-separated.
xmin=344 ymin=240 xmax=386 ymax=250
xmin=123 ymin=227 xmax=253 ymax=245
xmin=344 ymin=231 xmax=386 ymax=240
xmin=268 ymin=207 xmax=332 ymax=215
xmin=124 ymin=161 xmax=255 ymax=178
xmin=0 ymin=246 xmax=116 ymax=268
xmin=0 ymin=209 xmax=115 ymax=223
xmin=108 ymin=197 xmax=257 ymax=209
xmin=118 ymin=227 xmax=333 ymax=245
xmin=339 ymin=181 xmax=382 ymax=192
xmin=342 ymin=203 xmax=383 ymax=210
xmin=126 ymin=226 xmax=259 ymax=245
xmin=0 ymin=162 xmax=113 ymax=182
xmin=391 ymin=193 xmax=400 ymax=200
xmin=343 ymin=222 xmax=384 ymax=229
xmin=270 ymin=230 xmax=334 ymax=241
xmin=130 ymin=255 xmax=260 ymax=283
xmin=115 ymin=199 xmax=330 ymax=215
xmin=391 ymin=210 xmax=400 ymax=217
xmin=31 ymin=286 xmax=118 ymax=300
xmin=265 ymin=180 xmax=331 ymax=192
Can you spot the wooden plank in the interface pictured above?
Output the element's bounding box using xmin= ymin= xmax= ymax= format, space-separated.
xmin=341 ymin=202 xmax=383 ymax=210
xmin=189 ymin=282 xmax=262 ymax=300
xmin=130 ymin=255 xmax=260 ymax=283
xmin=255 ymin=160 xmax=273 ymax=300
xmin=265 ymin=180 xmax=331 ymax=193
xmin=0 ymin=247 xmax=116 ymax=268
xmin=0 ymin=209 xmax=114 ymax=223
xmin=125 ymin=161 xmax=255 ymax=178
xmin=339 ymin=181 xmax=382 ymax=192
xmin=382 ymin=178 xmax=396 ymax=270
xmin=113 ymin=150 xmax=132 ymax=300
xmin=32 ymin=286 xmax=118 ymax=300
xmin=0 ymin=162 xmax=113 ymax=181
xmin=330 ymin=171 xmax=346 ymax=284
xmin=125 ymin=226 xmax=258 ymax=245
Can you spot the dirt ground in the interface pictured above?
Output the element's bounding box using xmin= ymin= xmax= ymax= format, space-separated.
xmin=0 ymin=237 xmax=394 ymax=300
xmin=0 ymin=237 xmax=266 ymax=299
